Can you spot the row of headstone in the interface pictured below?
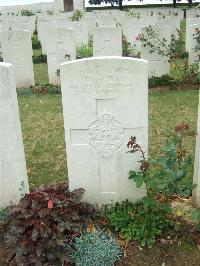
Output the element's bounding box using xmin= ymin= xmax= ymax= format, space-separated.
xmin=0 ymin=23 xmax=172 ymax=87
xmin=1 ymin=58 xmax=199 ymax=208
xmin=0 ymin=8 xmax=198 ymax=87
xmin=0 ymin=56 xmax=148 ymax=208
xmin=0 ymin=2 xmax=54 ymax=15
xmin=0 ymin=15 xmax=36 ymax=34
xmin=35 ymin=13 xmax=176 ymax=81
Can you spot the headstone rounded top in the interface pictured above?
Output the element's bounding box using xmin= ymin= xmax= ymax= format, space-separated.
xmin=61 ymin=56 xmax=148 ymax=68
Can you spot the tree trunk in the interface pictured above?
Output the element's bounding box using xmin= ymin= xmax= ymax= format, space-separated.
xmin=173 ymin=0 xmax=177 ymax=7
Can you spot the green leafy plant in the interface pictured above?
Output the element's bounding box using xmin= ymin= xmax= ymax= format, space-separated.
xmin=20 ymin=9 xmax=34 ymax=16
xmin=76 ymin=37 xmax=93 ymax=59
xmin=128 ymin=124 xmax=195 ymax=198
xmin=149 ymin=74 xmax=175 ymax=88
xmin=32 ymin=34 xmax=41 ymax=49
xmin=69 ymin=9 xmax=83 ymax=21
xmin=105 ymin=124 xmax=195 ymax=247
xmin=141 ymin=26 xmax=200 ymax=85
xmin=128 ymin=10 xmax=140 ymax=18
xmin=122 ymin=35 xmax=137 ymax=57
xmin=170 ymin=30 xmax=188 ymax=59
xmin=4 ymin=183 xmax=96 ymax=265
xmin=187 ymin=208 xmax=200 ymax=231
xmin=32 ymin=53 xmax=47 ymax=64
xmin=71 ymin=230 xmax=122 ymax=266
xmin=106 ymin=198 xmax=171 ymax=247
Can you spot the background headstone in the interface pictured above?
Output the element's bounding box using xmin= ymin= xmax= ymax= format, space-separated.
xmin=188 ymin=24 xmax=200 ymax=66
xmin=46 ymin=28 xmax=76 ymax=84
xmin=1 ymin=30 xmax=35 ymax=88
xmin=141 ymin=25 xmax=171 ymax=77
xmin=93 ymin=27 xmax=122 ymax=57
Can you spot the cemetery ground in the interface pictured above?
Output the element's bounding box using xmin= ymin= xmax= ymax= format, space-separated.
xmin=0 ymin=67 xmax=200 ymax=265
xmin=0 ymin=18 xmax=200 ymax=264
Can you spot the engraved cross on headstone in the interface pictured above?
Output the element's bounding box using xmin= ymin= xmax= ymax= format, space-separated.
xmin=70 ymin=99 xmax=142 ymax=201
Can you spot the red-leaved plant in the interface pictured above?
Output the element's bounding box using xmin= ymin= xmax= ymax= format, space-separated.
xmin=3 ymin=183 xmax=96 ymax=265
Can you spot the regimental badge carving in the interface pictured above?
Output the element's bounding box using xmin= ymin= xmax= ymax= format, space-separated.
xmin=89 ymin=110 xmax=124 ymax=158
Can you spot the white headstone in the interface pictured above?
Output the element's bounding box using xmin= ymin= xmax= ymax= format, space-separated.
xmin=46 ymin=28 xmax=76 ymax=85
xmin=186 ymin=18 xmax=200 ymax=52
xmin=141 ymin=25 xmax=171 ymax=77
xmin=83 ymin=14 xmax=97 ymax=35
xmin=0 ymin=63 xmax=29 ymax=208
xmin=193 ymin=90 xmax=200 ymax=207
xmin=122 ymin=21 xmax=143 ymax=54
xmin=97 ymin=15 xmax=116 ymax=27
xmin=187 ymin=8 xmax=200 ymax=19
xmin=2 ymin=16 xmax=36 ymax=34
xmin=188 ymin=24 xmax=200 ymax=66
xmin=1 ymin=30 xmax=35 ymax=88
xmin=37 ymin=16 xmax=55 ymax=54
xmin=60 ymin=57 xmax=148 ymax=206
xmin=66 ymin=20 xmax=89 ymax=47
xmin=93 ymin=27 xmax=122 ymax=57
xmin=158 ymin=17 xmax=180 ymax=38
xmin=74 ymin=0 xmax=84 ymax=10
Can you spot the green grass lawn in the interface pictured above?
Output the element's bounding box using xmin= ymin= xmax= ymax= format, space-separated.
xmin=33 ymin=48 xmax=48 ymax=83
xmin=18 ymin=90 xmax=199 ymax=190
xmin=28 ymin=24 xmax=199 ymax=189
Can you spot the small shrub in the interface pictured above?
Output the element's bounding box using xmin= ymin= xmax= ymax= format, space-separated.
xmin=32 ymin=35 xmax=41 ymax=49
xmin=170 ymin=30 xmax=186 ymax=59
xmin=128 ymin=10 xmax=140 ymax=19
xmin=69 ymin=9 xmax=83 ymax=21
xmin=4 ymin=183 xmax=96 ymax=265
xmin=105 ymin=124 xmax=195 ymax=248
xmin=127 ymin=124 xmax=195 ymax=198
xmin=180 ymin=51 xmax=189 ymax=59
xmin=141 ymin=26 xmax=200 ymax=86
xmin=17 ymin=88 xmax=34 ymax=96
xmin=149 ymin=74 xmax=175 ymax=88
xmin=122 ymin=35 xmax=136 ymax=57
xmin=71 ymin=230 xmax=122 ymax=266
xmin=20 ymin=9 xmax=34 ymax=16
xmin=31 ymin=82 xmax=61 ymax=94
xmin=76 ymin=43 xmax=93 ymax=59
xmin=106 ymin=199 xmax=170 ymax=247
xmin=32 ymin=53 xmax=47 ymax=63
